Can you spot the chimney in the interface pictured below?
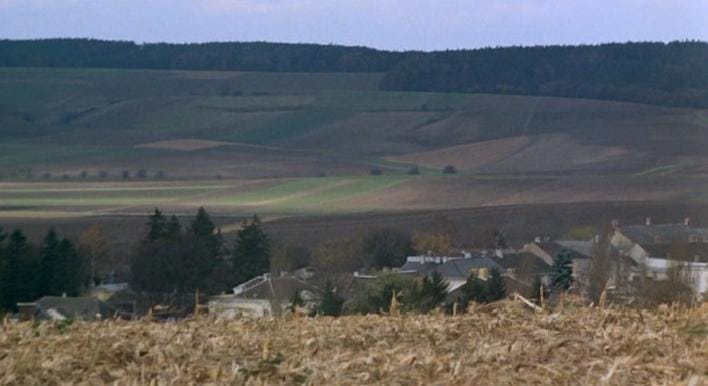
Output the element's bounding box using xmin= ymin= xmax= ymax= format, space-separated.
xmin=684 ymin=217 xmax=691 ymax=226
xmin=645 ymin=217 xmax=652 ymax=226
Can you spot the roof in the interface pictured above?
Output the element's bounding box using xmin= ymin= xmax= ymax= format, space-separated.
xmin=492 ymin=252 xmax=552 ymax=274
xmin=618 ymin=224 xmax=708 ymax=245
xmin=534 ymin=241 xmax=592 ymax=260
xmin=399 ymin=261 xmax=438 ymax=275
xmin=399 ymin=256 xmax=503 ymax=280
xmin=35 ymin=296 xmax=112 ymax=320
xmin=234 ymin=275 xmax=322 ymax=301
xmin=641 ymin=243 xmax=708 ymax=263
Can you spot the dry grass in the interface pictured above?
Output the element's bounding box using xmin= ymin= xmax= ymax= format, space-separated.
xmin=1 ymin=300 xmax=706 ymax=385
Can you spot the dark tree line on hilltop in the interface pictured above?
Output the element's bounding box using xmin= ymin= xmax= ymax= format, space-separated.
xmin=0 ymin=39 xmax=401 ymax=73
xmin=380 ymin=42 xmax=708 ymax=108
xmin=1 ymin=39 xmax=708 ymax=107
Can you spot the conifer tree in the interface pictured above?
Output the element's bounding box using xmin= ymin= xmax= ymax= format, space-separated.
xmin=487 ymin=267 xmax=507 ymax=301
xmin=551 ymin=251 xmax=574 ymax=291
xmin=38 ymin=229 xmax=60 ymax=296
xmin=318 ymin=281 xmax=344 ymax=317
xmin=0 ymin=230 xmax=31 ymax=311
xmin=232 ymin=215 xmax=270 ymax=285
xmin=419 ymin=271 xmax=449 ymax=312
xmin=145 ymin=208 xmax=168 ymax=242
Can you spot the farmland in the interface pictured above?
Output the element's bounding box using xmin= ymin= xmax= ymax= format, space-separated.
xmin=1 ymin=301 xmax=706 ymax=384
xmin=2 ymin=66 xmax=708 ymax=252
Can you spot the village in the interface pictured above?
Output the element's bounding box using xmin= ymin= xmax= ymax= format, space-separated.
xmin=9 ymin=216 xmax=707 ymax=322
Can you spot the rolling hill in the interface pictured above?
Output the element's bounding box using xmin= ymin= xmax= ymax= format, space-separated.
xmin=1 ymin=65 xmax=708 ymax=248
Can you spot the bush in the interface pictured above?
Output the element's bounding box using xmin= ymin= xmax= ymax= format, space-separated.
xmin=98 ymin=170 xmax=109 ymax=179
xmin=136 ymin=169 xmax=148 ymax=179
xmin=369 ymin=168 xmax=383 ymax=176
xmin=407 ymin=166 xmax=420 ymax=175
xmin=442 ymin=165 xmax=457 ymax=174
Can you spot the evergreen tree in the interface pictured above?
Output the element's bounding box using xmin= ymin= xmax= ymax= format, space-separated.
xmin=145 ymin=208 xmax=168 ymax=242
xmin=459 ymin=272 xmax=489 ymax=308
xmin=190 ymin=207 xmax=221 ymax=256
xmin=232 ymin=215 xmax=270 ymax=285
xmin=419 ymin=271 xmax=449 ymax=312
xmin=551 ymin=251 xmax=574 ymax=291
xmin=318 ymin=282 xmax=344 ymax=317
xmin=38 ymin=229 xmax=60 ymax=296
xmin=0 ymin=230 xmax=31 ymax=311
xmin=166 ymin=215 xmax=181 ymax=240
xmin=54 ymin=238 xmax=85 ymax=296
xmin=487 ymin=267 xmax=507 ymax=301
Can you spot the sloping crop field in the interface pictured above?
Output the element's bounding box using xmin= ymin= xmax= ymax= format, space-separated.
xmin=1 ymin=302 xmax=706 ymax=385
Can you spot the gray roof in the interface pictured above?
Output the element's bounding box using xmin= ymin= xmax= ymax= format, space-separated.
xmin=401 ymin=257 xmax=503 ymax=280
xmin=492 ymin=252 xmax=552 ymax=274
xmin=619 ymin=224 xmax=708 ymax=245
xmin=534 ymin=241 xmax=591 ymax=260
xmin=235 ymin=275 xmax=322 ymax=301
xmin=641 ymin=243 xmax=708 ymax=263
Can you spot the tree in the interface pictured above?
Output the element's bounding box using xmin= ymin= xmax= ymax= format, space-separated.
xmin=54 ymin=238 xmax=86 ymax=296
xmin=98 ymin=170 xmax=109 ymax=179
xmin=411 ymin=232 xmax=452 ymax=256
xmin=145 ymin=209 xmax=168 ymax=242
xmin=369 ymin=168 xmax=383 ymax=176
xmin=232 ymin=215 xmax=270 ymax=285
xmin=442 ymin=165 xmax=456 ymax=174
xmin=588 ymin=227 xmax=614 ymax=302
xmin=349 ymin=273 xmax=420 ymax=314
xmin=459 ymin=272 xmax=488 ymax=307
xmin=551 ymin=251 xmax=574 ymax=291
xmin=0 ymin=230 xmax=32 ymax=311
xmin=136 ymin=169 xmax=148 ymax=179
xmin=166 ymin=215 xmax=181 ymax=240
xmin=318 ymin=281 xmax=344 ymax=317
xmin=79 ymin=170 xmax=88 ymax=179
xmin=38 ymin=229 xmax=61 ymax=296
xmin=78 ymin=225 xmax=110 ymax=284
xmin=362 ymin=228 xmax=413 ymax=269
xmin=418 ymin=271 xmax=449 ymax=312
xmin=407 ymin=165 xmax=420 ymax=175
xmin=487 ymin=267 xmax=507 ymax=301
xmin=121 ymin=170 xmax=130 ymax=180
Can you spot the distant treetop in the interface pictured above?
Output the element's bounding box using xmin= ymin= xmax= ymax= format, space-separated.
xmin=1 ymin=39 xmax=707 ymax=107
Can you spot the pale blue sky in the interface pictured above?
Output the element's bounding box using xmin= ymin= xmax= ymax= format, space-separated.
xmin=1 ymin=0 xmax=707 ymax=50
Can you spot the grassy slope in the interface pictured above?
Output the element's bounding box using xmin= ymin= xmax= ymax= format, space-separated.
xmin=1 ymin=67 xmax=708 ymax=221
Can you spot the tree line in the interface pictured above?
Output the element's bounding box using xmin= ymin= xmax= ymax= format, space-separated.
xmin=0 ymin=227 xmax=89 ymax=312
xmin=2 ymin=39 xmax=708 ymax=107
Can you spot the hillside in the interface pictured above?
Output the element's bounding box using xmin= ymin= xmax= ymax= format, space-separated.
xmin=2 ymin=39 xmax=708 ymax=107
xmin=2 ymin=67 xmax=708 ymax=180
xmin=1 ymin=67 xmax=708 ymax=226
xmin=1 ymin=301 xmax=706 ymax=384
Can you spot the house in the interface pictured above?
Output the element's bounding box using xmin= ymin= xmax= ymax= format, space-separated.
xmin=209 ymin=273 xmax=322 ymax=319
xmin=491 ymin=251 xmax=553 ymax=284
xmin=17 ymin=296 xmax=114 ymax=321
xmin=523 ymin=239 xmax=594 ymax=288
xmin=397 ymin=252 xmax=504 ymax=292
xmin=611 ymin=219 xmax=708 ymax=297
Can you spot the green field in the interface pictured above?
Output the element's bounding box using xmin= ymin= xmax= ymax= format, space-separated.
xmin=2 ymin=67 xmax=708 ymax=222
xmin=0 ymin=176 xmax=412 ymax=216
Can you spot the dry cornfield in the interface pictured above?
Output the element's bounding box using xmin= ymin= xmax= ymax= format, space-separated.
xmin=1 ymin=301 xmax=706 ymax=385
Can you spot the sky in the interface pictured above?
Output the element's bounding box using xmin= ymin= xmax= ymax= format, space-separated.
xmin=0 ymin=0 xmax=707 ymax=51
